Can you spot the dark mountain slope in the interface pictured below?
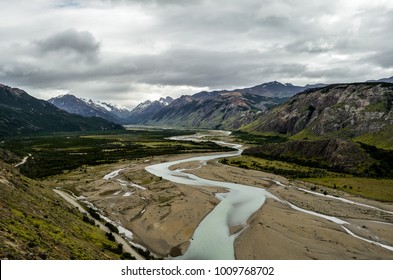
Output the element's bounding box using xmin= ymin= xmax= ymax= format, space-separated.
xmin=243 ymin=83 xmax=393 ymax=148
xmin=236 ymin=81 xmax=320 ymax=97
xmin=125 ymin=96 xmax=173 ymax=124
xmin=125 ymin=81 xmax=325 ymax=129
xmin=0 ymin=84 xmax=123 ymax=137
xmin=48 ymin=94 xmax=119 ymax=123
xmin=48 ymin=94 xmax=132 ymax=124
xmin=146 ymin=91 xmax=288 ymax=130
xmin=0 ymin=158 xmax=123 ymax=259
xmin=240 ymin=83 xmax=393 ymax=178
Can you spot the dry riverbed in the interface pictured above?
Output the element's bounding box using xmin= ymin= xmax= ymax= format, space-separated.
xmin=44 ymin=153 xmax=393 ymax=259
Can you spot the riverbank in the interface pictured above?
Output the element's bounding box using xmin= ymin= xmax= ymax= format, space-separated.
xmin=43 ymin=154 xmax=226 ymax=257
xmin=182 ymin=160 xmax=393 ymax=259
xmin=45 ymin=150 xmax=393 ymax=259
xmin=53 ymin=189 xmax=145 ymax=260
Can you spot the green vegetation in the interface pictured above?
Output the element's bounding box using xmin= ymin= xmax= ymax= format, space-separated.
xmin=302 ymin=177 xmax=393 ymax=202
xmin=231 ymin=131 xmax=288 ymax=145
xmin=365 ymin=100 xmax=390 ymax=112
xmin=221 ymin=154 xmax=393 ymax=202
xmin=227 ymin=123 xmax=393 ymax=201
xmin=353 ymin=125 xmax=393 ymax=150
xmin=241 ymin=138 xmax=393 ymax=178
xmin=358 ymin=143 xmax=393 ymax=177
xmin=105 ymin=222 xmax=119 ymax=234
xmin=131 ymin=246 xmax=162 ymax=260
xmin=0 ymin=84 xmax=123 ymax=137
xmin=221 ymin=155 xmax=330 ymax=179
xmin=0 ymin=162 xmax=129 ymax=259
xmin=0 ymin=129 xmax=233 ymax=178
xmin=87 ymin=207 xmax=102 ymax=221
xmin=290 ymin=128 xmax=322 ymax=141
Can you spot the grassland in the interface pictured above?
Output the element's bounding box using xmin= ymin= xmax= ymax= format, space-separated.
xmin=353 ymin=125 xmax=393 ymax=150
xmin=221 ymin=155 xmax=393 ymax=202
xmin=302 ymin=177 xmax=393 ymax=202
xmin=1 ymin=128 xmax=235 ymax=259
xmin=221 ymin=155 xmax=331 ymax=179
xmin=0 ymin=129 xmax=233 ymax=178
xmin=0 ymin=161 xmax=132 ymax=259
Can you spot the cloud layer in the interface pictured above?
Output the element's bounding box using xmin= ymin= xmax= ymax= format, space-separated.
xmin=1 ymin=0 xmax=392 ymax=107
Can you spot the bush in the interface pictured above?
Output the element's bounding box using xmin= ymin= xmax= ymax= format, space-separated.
xmin=82 ymin=214 xmax=95 ymax=225
xmin=87 ymin=208 xmax=101 ymax=221
xmin=105 ymin=232 xmax=115 ymax=242
xmin=105 ymin=222 xmax=119 ymax=234
xmin=121 ymin=252 xmax=136 ymax=260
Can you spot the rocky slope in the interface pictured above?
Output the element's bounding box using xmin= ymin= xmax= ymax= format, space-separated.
xmin=125 ymin=81 xmax=325 ymax=129
xmin=125 ymin=96 xmax=173 ymax=124
xmin=240 ymin=83 xmax=393 ymax=177
xmin=242 ymin=139 xmax=378 ymax=175
xmin=0 ymin=156 xmax=123 ymax=259
xmin=235 ymin=81 xmax=325 ymax=97
xmin=0 ymin=84 xmax=123 ymax=136
xmin=48 ymin=94 xmax=131 ymax=124
xmin=145 ymin=91 xmax=288 ymax=130
xmin=243 ymin=83 xmax=393 ymax=148
xmin=46 ymin=81 xmax=325 ymax=129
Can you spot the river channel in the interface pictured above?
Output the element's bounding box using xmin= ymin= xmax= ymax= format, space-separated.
xmin=144 ymin=133 xmax=393 ymax=259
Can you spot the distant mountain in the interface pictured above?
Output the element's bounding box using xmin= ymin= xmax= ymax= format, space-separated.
xmin=129 ymin=81 xmax=324 ymax=129
xmin=125 ymin=96 xmax=173 ymax=124
xmin=367 ymin=76 xmax=393 ymax=83
xmin=0 ymin=84 xmax=123 ymax=136
xmin=192 ymin=81 xmax=326 ymax=99
xmin=48 ymin=94 xmax=131 ymax=124
xmin=86 ymin=99 xmax=132 ymax=119
xmin=48 ymin=81 xmax=328 ymax=129
xmin=243 ymin=82 xmax=393 ymax=148
xmin=144 ymin=91 xmax=288 ymax=130
xmin=235 ymin=81 xmax=325 ymax=98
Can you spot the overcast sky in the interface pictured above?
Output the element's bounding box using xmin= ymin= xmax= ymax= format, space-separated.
xmin=1 ymin=0 xmax=393 ymax=108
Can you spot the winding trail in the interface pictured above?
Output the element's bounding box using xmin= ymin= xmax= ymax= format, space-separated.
xmin=53 ymin=189 xmax=145 ymax=260
xmin=14 ymin=154 xmax=31 ymax=167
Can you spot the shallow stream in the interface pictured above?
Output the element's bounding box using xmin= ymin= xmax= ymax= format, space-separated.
xmin=144 ymin=133 xmax=393 ymax=258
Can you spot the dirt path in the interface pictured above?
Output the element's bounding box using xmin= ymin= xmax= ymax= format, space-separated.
xmin=53 ymin=189 xmax=145 ymax=260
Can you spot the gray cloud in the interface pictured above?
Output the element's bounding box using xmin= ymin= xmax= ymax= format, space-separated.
xmin=0 ymin=0 xmax=392 ymax=108
xmin=365 ymin=51 xmax=393 ymax=69
xmin=36 ymin=29 xmax=101 ymax=63
xmin=285 ymin=39 xmax=335 ymax=54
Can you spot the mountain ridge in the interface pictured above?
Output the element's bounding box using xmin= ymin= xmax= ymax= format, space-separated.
xmin=0 ymin=158 xmax=124 ymax=259
xmin=239 ymin=82 xmax=393 ymax=178
xmin=0 ymin=84 xmax=123 ymax=137
xmin=130 ymin=81 xmax=323 ymax=129
xmin=48 ymin=94 xmax=132 ymax=124
xmin=47 ymin=81 xmax=326 ymax=128
xmin=242 ymin=83 xmax=393 ymax=147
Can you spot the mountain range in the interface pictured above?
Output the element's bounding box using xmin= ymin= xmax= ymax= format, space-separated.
xmin=48 ymin=81 xmax=325 ymax=129
xmin=124 ymin=96 xmax=173 ymax=124
xmin=367 ymin=76 xmax=393 ymax=83
xmin=142 ymin=81 xmax=329 ymax=129
xmin=0 ymin=84 xmax=123 ymax=137
xmin=48 ymin=94 xmax=132 ymax=124
xmin=242 ymin=82 xmax=393 ymax=177
xmin=243 ymin=82 xmax=393 ymax=147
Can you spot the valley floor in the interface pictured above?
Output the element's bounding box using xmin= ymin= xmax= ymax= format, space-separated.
xmin=44 ymin=151 xmax=393 ymax=260
xmin=186 ymin=161 xmax=393 ymax=259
